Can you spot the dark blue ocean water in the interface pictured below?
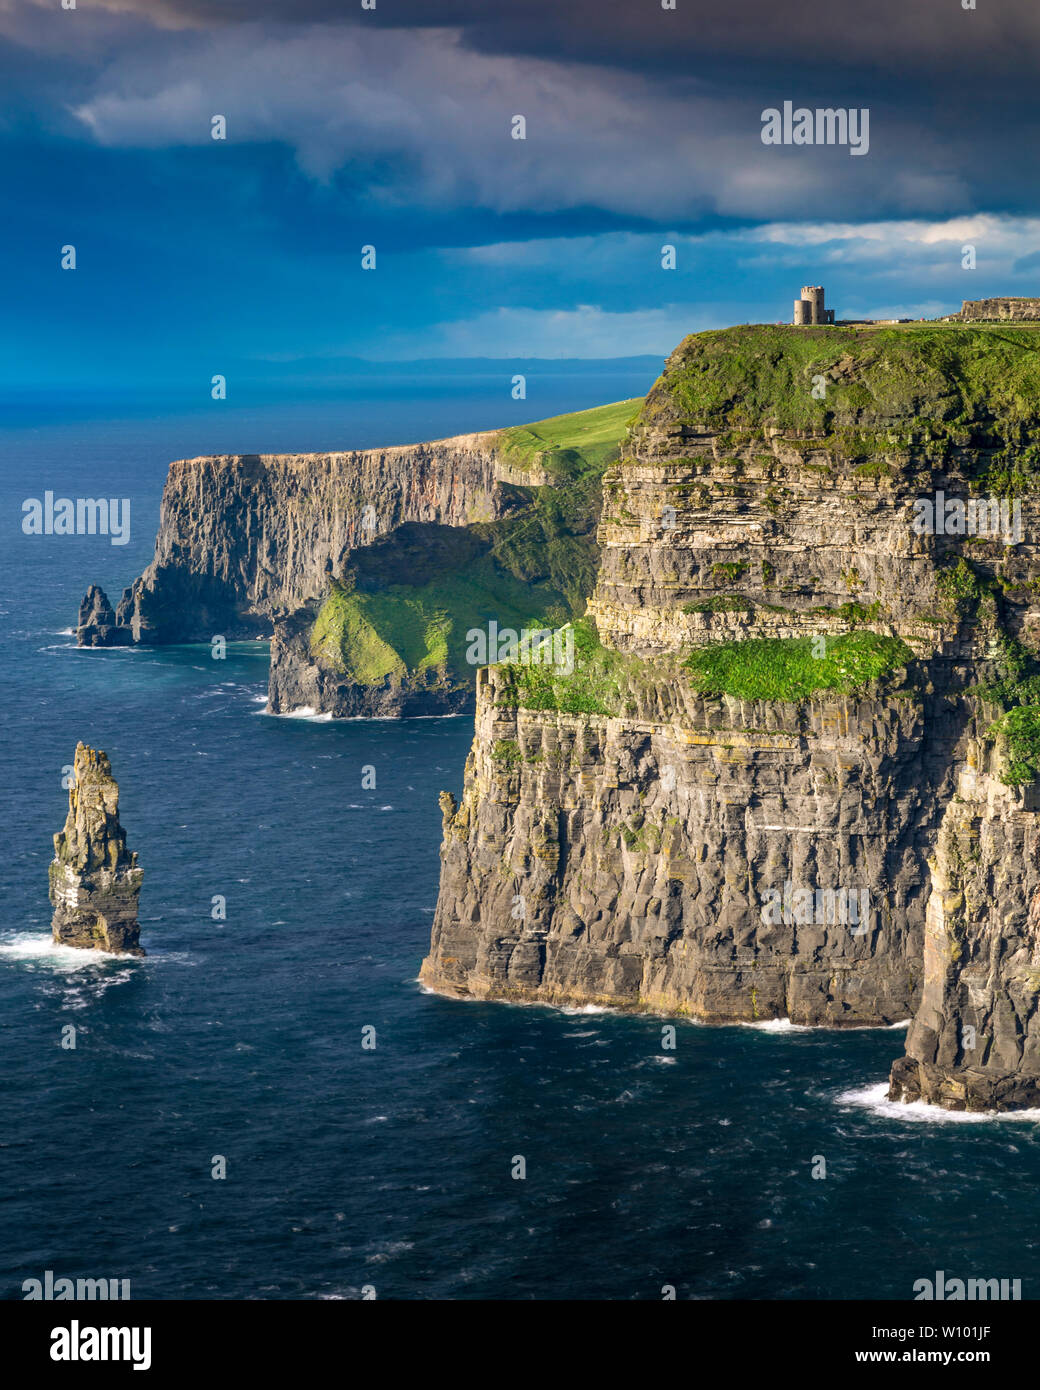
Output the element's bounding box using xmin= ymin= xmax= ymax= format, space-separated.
xmin=4 ymin=374 xmax=1040 ymax=1301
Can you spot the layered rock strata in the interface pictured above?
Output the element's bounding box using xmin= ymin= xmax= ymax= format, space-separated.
xmin=49 ymin=743 xmax=144 ymax=955
xmin=957 ymin=298 xmax=1040 ymax=323
xmin=425 ymin=324 xmax=1040 ymax=1109
xmin=590 ymin=339 xmax=1040 ymax=656
xmin=422 ymin=654 xmax=965 ymax=1022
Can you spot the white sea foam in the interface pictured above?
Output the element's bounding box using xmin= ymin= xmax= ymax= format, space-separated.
xmin=0 ymin=931 xmax=142 ymax=971
xmin=365 ymin=1241 xmax=414 ymax=1263
xmin=739 ymin=1017 xmax=810 ymax=1032
xmin=740 ymin=1016 xmax=911 ymax=1034
xmin=838 ymin=1081 xmax=1040 ymax=1124
xmin=266 ymin=706 xmax=334 ymax=721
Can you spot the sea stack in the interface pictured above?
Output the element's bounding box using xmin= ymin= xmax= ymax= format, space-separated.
xmin=76 ymin=584 xmax=133 ymax=647
xmin=49 ymin=742 xmax=144 ymax=955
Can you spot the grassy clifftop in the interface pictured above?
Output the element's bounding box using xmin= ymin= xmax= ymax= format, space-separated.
xmin=639 ymin=324 xmax=1040 ymax=447
xmin=497 ymin=398 xmax=641 ymax=479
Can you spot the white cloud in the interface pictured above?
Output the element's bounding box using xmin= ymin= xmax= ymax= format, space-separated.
xmin=445 ymin=215 xmax=1040 ymax=281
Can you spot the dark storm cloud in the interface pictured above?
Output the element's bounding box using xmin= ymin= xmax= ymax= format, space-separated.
xmin=4 ymin=0 xmax=1040 ymax=222
xmin=63 ymin=0 xmax=1040 ymax=85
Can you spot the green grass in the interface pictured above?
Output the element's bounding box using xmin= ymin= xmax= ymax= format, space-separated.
xmin=807 ymin=600 xmax=884 ymax=625
xmin=494 ymin=618 xmax=641 ymax=716
xmin=638 ymin=325 xmax=1040 ymax=490
xmin=476 ymin=478 xmax=601 ymax=615
xmin=490 ymin=739 xmax=523 ymax=768
xmin=498 ymin=398 xmax=641 ymax=479
xmin=683 ymin=594 xmax=752 ymax=614
xmin=306 ymin=395 xmax=642 ymax=686
xmin=309 ymin=563 xmax=558 ymax=686
xmin=711 ymin=561 xmax=748 ymax=582
xmin=975 ymin=635 xmax=1040 ymax=785
xmin=495 ymin=623 xmax=916 ymax=714
xmin=986 ymin=705 xmax=1040 ymax=786
xmin=684 ymin=632 xmax=914 ymax=702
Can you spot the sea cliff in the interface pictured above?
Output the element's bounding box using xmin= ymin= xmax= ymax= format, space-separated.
xmin=79 ymin=434 xmax=506 ymax=645
xmin=77 ymin=402 xmax=638 ymax=717
xmin=424 ymin=324 xmax=1040 ymax=1110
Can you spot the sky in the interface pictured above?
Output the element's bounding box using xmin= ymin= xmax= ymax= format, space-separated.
xmin=2 ymin=0 xmax=1040 ymax=392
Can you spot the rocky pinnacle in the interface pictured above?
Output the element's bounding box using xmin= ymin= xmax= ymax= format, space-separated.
xmin=48 ymin=742 xmax=144 ymax=956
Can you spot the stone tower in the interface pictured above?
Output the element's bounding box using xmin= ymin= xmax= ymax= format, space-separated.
xmin=49 ymin=742 xmax=145 ymax=955
xmin=793 ymin=285 xmax=835 ymax=325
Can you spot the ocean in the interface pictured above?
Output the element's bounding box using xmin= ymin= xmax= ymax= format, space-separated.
xmin=3 ymin=370 xmax=1040 ymax=1301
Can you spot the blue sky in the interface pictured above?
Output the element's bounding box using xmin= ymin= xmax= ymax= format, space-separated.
xmin=2 ymin=0 xmax=1040 ymax=392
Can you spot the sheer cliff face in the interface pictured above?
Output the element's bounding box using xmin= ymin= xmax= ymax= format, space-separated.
xmin=425 ymin=325 xmax=1040 ymax=1107
xmin=96 ymin=434 xmax=504 ymax=643
xmin=423 ymin=664 xmax=955 ymax=1023
xmin=890 ymin=740 xmax=1040 ymax=1111
xmin=590 ymin=429 xmax=952 ymax=655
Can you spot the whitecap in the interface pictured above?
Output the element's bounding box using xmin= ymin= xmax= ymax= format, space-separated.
xmin=265 ymin=705 xmax=333 ymax=721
